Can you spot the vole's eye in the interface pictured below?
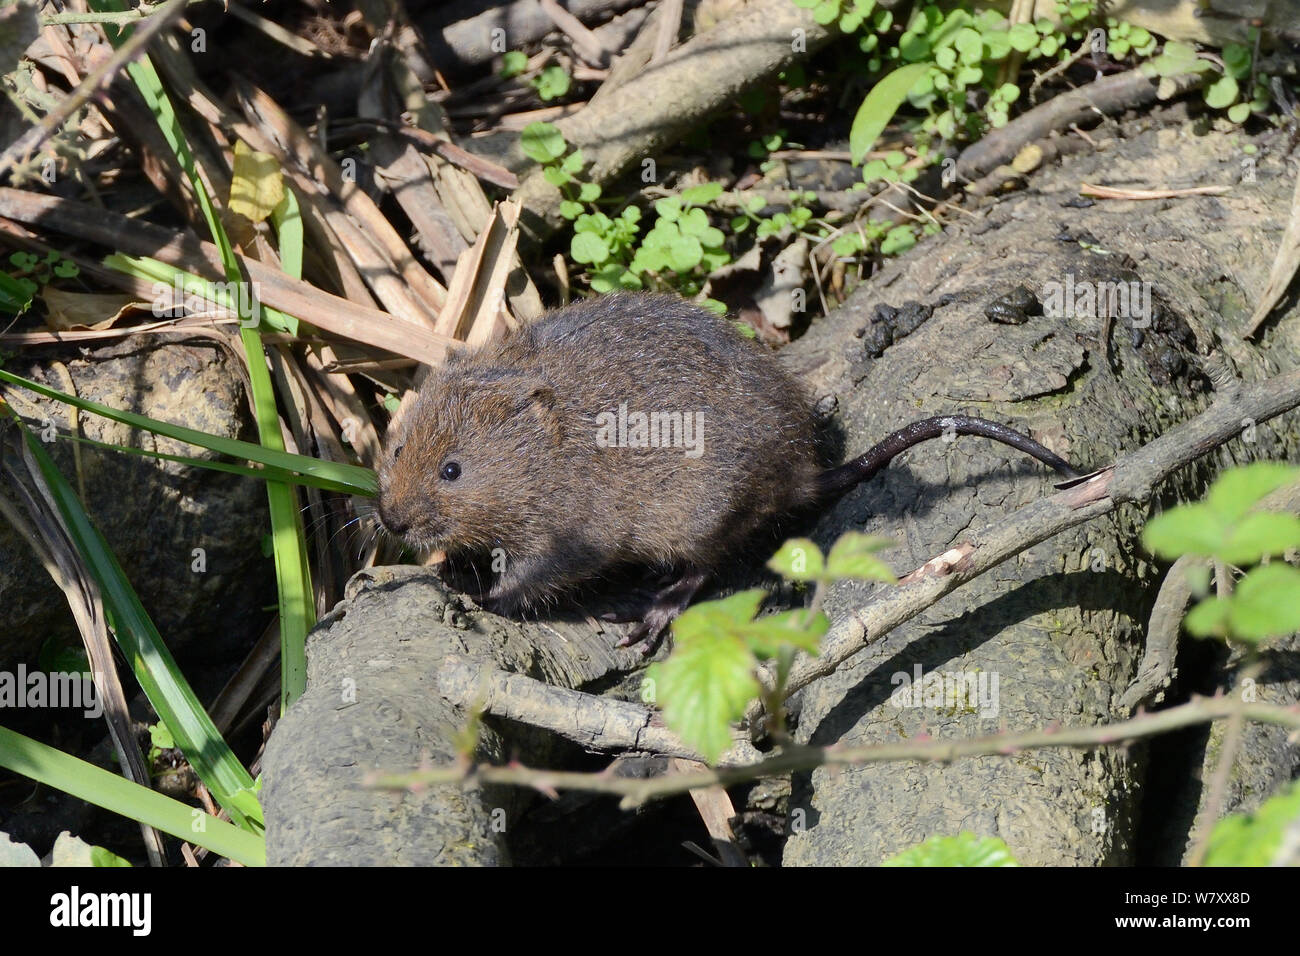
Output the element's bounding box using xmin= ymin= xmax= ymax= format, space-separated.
xmin=440 ymin=461 xmax=461 ymax=481
xmin=393 ymin=445 xmax=404 ymax=461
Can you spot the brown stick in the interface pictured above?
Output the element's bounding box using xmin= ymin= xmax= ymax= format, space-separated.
xmin=0 ymin=0 xmax=189 ymax=178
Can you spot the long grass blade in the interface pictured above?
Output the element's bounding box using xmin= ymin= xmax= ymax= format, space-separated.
xmin=0 ymin=368 xmax=377 ymax=495
xmin=0 ymin=725 xmax=265 ymax=866
xmin=11 ymin=411 xmax=262 ymax=830
xmin=102 ymin=5 xmax=318 ymax=706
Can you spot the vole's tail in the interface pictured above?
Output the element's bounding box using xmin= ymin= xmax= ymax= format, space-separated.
xmin=816 ymin=415 xmax=1081 ymax=502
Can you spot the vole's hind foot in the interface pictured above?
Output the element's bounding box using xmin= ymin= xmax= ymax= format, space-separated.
xmin=616 ymin=569 xmax=710 ymax=655
xmin=598 ymin=577 xmax=676 ymax=624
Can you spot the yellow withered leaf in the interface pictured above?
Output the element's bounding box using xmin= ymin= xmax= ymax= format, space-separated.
xmin=229 ymin=140 xmax=284 ymax=223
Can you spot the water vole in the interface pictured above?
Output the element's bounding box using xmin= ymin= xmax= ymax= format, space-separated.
xmin=377 ymin=293 xmax=1078 ymax=646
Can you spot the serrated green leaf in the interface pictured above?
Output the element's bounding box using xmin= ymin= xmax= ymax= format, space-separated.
xmin=884 ymin=833 xmax=1020 ymax=867
xmin=1226 ymin=563 xmax=1300 ymax=641
xmin=647 ymin=636 xmax=758 ymax=763
xmin=673 ymin=589 xmax=769 ymax=644
xmin=767 ymin=538 xmax=825 ymax=581
xmin=1218 ymin=512 xmax=1300 ymax=565
xmin=826 ymin=531 xmax=897 ymax=582
xmin=1141 ymin=503 xmax=1228 ymax=559
xmin=744 ymin=609 xmax=827 ymax=658
xmin=1206 ymin=462 xmax=1300 ymax=521
xmin=1184 ymin=595 xmax=1232 ymax=638
xmin=1205 ymin=780 xmax=1300 ymax=866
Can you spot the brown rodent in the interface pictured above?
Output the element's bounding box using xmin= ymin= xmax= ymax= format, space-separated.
xmin=377 ymin=293 xmax=1079 ymax=647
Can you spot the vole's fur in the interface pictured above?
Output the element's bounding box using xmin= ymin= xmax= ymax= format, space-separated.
xmin=378 ymin=293 xmax=1078 ymax=646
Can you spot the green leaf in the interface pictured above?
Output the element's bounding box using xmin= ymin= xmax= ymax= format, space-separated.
xmin=649 ymin=592 xmax=768 ymax=762
xmin=954 ymin=28 xmax=983 ymax=65
xmin=1206 ymin=462 xmax=1300 ymax=521
xmin=743 ymin=609 xmax=827 ymax=658
xmin=1183 ymin=596 xmax=1232 ymax=638
xmin=654 ymin=197 xmax=683 ymax=222
xmin=767 ymin=538 xmax=825 ymax=581
xmin=849 ymin=62 xmax=933 ymax=164
xmin=880 ymin=224 xmax=917 ymax=255
xmin=1205 ymin=780 xmax=1300 ymax=866
xmin=884 ymin=833 xmax=1020 ymax=866
xmin=982 ymin=31 xmax=1011 ymax=60
xmin=1141 ymin=503 xmax=1228 ymax=559
xmin=570 ymin=231 xmax=610 ymax=265
xmin=1222 ymin=43 xmax=1252 ymax=80
xmin=825 ymin=531 xmax=897 ymax=581
xmin=520 ymin=122 xmax=567 ymax=163
xmin=500 ymin=50 xmax=528 ymax=78
xmin=677 ymin=206 xmax=711 ymax=237
xmin=533 ymin=65 xmax=571 ymax=101
xmin=681 ymin=182 xmax=723 ymax=206
xmin=1224 ymin=563 xmax=1300 ymax=642
xmin=1146 ymin=41 xmax=1209 ymax=78
xmin=1227 ymin=102 xmax=1251 ymax=123
xmin=832 ymin=232 xmax=863 ymax=256
xmin=898 ymin=32 xmax=931 ymax=62
xmin=0 ymin=269 xmax=34 ymax=315
xmin=666 ymin=235 xmax=703 ymax=272
xmin=1204 ymin=75 xmax=1240 ymax=110
xmin=542 ymin=165 xmax=571 ymax=187
xmin=1008 ymin=22 xmax=1038 ymax=52
xmin=1217 ymin=512 xmax=1300 ymax=565
xmin=812 ymin=0 xmax=839 ymax=26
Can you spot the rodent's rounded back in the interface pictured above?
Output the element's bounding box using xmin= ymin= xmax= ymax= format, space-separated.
xmin=378 ymin=293 xmax=822 ymax=571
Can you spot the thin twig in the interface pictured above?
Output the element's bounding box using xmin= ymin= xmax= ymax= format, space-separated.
xmin=367 ymin=696 xmax=1300 ymax=807
xmin=0 ymin=0 xmax=190 ymax=178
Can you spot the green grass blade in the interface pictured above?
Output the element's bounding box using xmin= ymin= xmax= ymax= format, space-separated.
xmin=12 ymin=413 xmax=262 ymax=830
xmin=104 ymin=9 xmax=317 ymax=707
xmin=0 ymin=368 xmax=377 ymax=495
xmin=59 ymin=431 xmax=365 ymax=494
xmin=0 ymin=725 xmax=265 ymax=866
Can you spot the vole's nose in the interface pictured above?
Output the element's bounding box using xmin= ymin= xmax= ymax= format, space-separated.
xmin=377 ymin=500 xmax=410 ymax=536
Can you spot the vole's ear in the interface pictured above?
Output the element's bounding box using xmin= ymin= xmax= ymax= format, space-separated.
xmin=515 ymin=378 xmax=563 ymax=443
xmin=473 ymin=374 xmax=563 ymax=441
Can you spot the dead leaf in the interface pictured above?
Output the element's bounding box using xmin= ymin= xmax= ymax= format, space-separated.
xmin=41 ymin=287 xmax=146 ymax=331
